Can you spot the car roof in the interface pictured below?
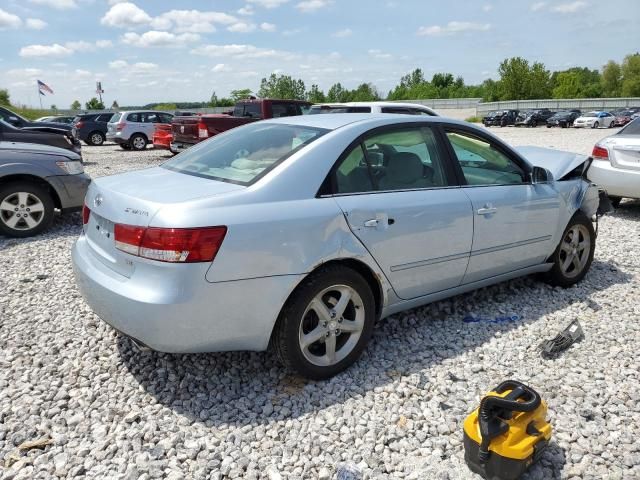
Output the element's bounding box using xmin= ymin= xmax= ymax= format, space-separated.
xmin=264 ymin=112 xmax=458 ymax=130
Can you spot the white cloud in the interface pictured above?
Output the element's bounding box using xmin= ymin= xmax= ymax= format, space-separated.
xmin=212 ymin=63 xmax=231 ymax=72
xmin=108 ymin=60 xmax=158 ymax=72
xmin=237 ymin=5 xmax=255 ymax=15
xmin=247 ymin=0 xmax=289 ymax=8
xmin=28 ymin=0 xmax=77 ymax=9
xmin=332 ymin=28 xmax=352 ymax=38
xmin=121 ymin=31 xmax=200 ymax=47
xmin=101 ymin=2 xmax=152 ymax=28
xmin=96 ymin=40 xmax=114 ymax=48
xmin=296 ymin=0 xmax=332 ymax=12
xmin=74 ymin=69 xmax=92 ymax=77
xmin=282 ymin=28 xmax=303 ymax=36
xmin=530 ymin=2 xmax=547 ymax=11
xmin=19 ymin=43 xmax=74 ymax=58
xmin=109 ymin=60 xmax=128 ymax=69
xmin=368 ymin=49 xmax=392 ymax=59
xmin=153 ymin=10 xmax=237 ymax=33
xmin=482 ymin=4 xmax=493 ymax=11
xmin=417 ymin=21 xmax=491 ymax=36
xmin=133 ymin=62 xmax=158 ymax=70
xmin=552 ymin=1 xmax=587 ymax=13
xmin=260 ymin=22 xmax=277 ymax=32
xmin=191 ymin=43 xmax=294 ymax=59
xmin=228 ymin=22 xmax=256 ymax=33
xmin=26 ymin=18 xmax=47 ymax=30
xmin=0 ymin=9 xmax=21 ymax=29
xmin=64 ymin=40 xmax=94 ymax=52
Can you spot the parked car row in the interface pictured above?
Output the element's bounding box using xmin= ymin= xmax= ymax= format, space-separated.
xmin=482 ymin=107 xmax=640 ymax=129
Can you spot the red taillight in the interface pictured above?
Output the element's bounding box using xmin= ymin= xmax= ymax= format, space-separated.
xmin=116 ymin=122 xmax=126 ymax=131
xmin=198 ymin=121 xmax=209 ymax=139
xmin=114 ymin=225 xmax=227 ymax=263
xmin=592 ymin=145 xmax=609 ymax=161
xmin=82 ymin=203 xmax=91 ymax=225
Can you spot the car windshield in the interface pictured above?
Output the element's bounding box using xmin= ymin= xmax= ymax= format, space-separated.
xmin=162 ymin=122 xmax=329 ymax=185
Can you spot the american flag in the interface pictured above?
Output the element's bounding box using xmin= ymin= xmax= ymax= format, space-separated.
xmin=37 ymin=80 xmax=54 ymax=95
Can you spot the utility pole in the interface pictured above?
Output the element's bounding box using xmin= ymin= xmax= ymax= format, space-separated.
xmin=96 ymin=81 xmax=104 ymax=105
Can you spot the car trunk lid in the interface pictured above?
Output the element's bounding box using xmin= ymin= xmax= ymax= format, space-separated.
xmin=172 ymin=116 xmax=199 ymax=143
xmin=83 ymin=167 xmax=244 ymax=277
xmin=608 ymin=136 xmax=640 ymax=171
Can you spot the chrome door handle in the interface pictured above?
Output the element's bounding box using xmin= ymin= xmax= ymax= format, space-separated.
xmin=477 ymin=204 xmax=497 ymax=215
xmin=364 ymin=219 xmax=379 ymax=227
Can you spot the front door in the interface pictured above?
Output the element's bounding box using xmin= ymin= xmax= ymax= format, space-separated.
xmin=443 ymin=128 xmax=561 ymax=284
xmin=329 ymin=125 xmax=474 ymax=300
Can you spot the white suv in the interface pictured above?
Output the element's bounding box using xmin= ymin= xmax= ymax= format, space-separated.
xmin=106 ymin=111 xmax=173 ymax=151
xmin=308 ymin=101 xmax=438 ymax=116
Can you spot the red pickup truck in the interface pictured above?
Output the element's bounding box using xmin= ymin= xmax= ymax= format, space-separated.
xmin=169 ymin=99 xmax=311 ymax=153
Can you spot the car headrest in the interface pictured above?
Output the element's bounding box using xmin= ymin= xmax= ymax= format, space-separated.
xmin=386 ymin=152 xmax=424 ymax=184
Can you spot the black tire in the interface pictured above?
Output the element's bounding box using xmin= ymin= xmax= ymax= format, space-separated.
xmin=272 ymin=265 xmax=376 ymax=380
xmin=130 ymin=134 xmax=147 ymax=151
xmin=609 ymin=196 xmax=622 ymax=208
xmin=119 ymin=143 xmax=131 ymax=150
xmin=531 ymin=120 xmax=537 ymax=128
xmin=547 ymin=125 xmax=552 ymax=128
xmin=542 ymin=212 xmax=595 ymax=288
xmin=592 ymin=121 xmax=599 ymax=129
xmin=0 ymin=182 xmax=55 ymax=238
xmin=86 ymin=131 xmax=105 ymax=146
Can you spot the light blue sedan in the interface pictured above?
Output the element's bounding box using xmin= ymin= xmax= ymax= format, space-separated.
xmin=72 ymin=114 xmax=604 ymax=379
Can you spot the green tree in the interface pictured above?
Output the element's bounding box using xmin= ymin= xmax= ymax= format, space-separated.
xmin=306 ymin=84 xmax=326 ymax=103
xmin=0 ymin=89 xmax=10 ymax=106
xmin=551 ymin=68 xmax=602 ymax=98
xmin=326 ymin=83 xmax=348 ymax=102
xmin=431 ymin=73 xmax=454 ymax=90
xmin=155 ymin=103 xmax=178 ymax=111
xmin=480 ymin=79 xmax=500 ymax=102
xmin=209 ymin=91 xmax=218 ymax=107
xmin=350 ymin=83 xmax=380 ymax=101
xmin=529 ymin=62 xmax=552 ymax=99
xmin=497 ymin=57 xmax=532 ymax=100
xmin=85 ymin=97 xmax=105 ymax=110
xmin=230 ymin=89 xmax=253 ymax=101
xmin=602 ymin=60 xmax=622 ymax=97
xmin=70 ymin=100 xmax=81 ymax=110
xmin=621 ymin=53 xmax=640 ymax=97
xmin=258 ymin=73 xmax=306 ymax=100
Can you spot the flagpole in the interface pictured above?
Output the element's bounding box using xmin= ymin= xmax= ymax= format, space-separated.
xmin=38 ymin=82 xmax=43 ymax=110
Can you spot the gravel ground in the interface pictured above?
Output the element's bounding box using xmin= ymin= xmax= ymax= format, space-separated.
xmin=1 ymin=127 xmax=639 ymax=480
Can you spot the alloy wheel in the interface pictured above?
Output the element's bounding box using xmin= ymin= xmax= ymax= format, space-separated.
xmin=0 ymin=192 xmax=46 ymax=231
xmin=559 ymin=224 xmax=591 ymax=278
xmin=298 ymin=285 xmax=365 ymax=367
xmin=91 ymin=133 xmax=104 ymax=145
xmin=132 ymin=136 xmax=146 ymax=150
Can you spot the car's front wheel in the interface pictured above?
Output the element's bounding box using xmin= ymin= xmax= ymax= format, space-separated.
xmin=543 ymin=212 xmax=595 ymax=288
xmin=87 ymin=131 xmax=105 ymax=146
xmin=592 ymin=121 xmax=599 ymax=129
xmin=0 ymin=182 xmax=54 ymax=238
xmin=273 ymin=265 xmax=375 ymax=380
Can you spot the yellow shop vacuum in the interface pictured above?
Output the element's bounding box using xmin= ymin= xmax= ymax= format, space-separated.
xmin=463 ymin=380 xmax=552 ymax=480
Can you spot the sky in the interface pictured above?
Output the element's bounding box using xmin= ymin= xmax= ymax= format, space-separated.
xmin=1 ymin=0 xmax=639 ymax=108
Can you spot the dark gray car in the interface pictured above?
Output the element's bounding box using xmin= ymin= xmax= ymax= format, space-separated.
xmin=73 ymin=112 xmax=113 ymax=146
xmin=0 ymin=141 xmax=90 ymax=237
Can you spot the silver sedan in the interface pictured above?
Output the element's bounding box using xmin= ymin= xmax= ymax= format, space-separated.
xmin=73 ymin=114 xmax=604 ymax=379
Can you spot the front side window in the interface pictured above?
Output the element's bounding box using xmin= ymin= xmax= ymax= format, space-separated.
xmin=334 ymin=126 xmax=447 ymax=194
xmin=446 ymin=131 xmax=526 ymax=186
xmin=163 ymin=123 xmax=328 ymax=185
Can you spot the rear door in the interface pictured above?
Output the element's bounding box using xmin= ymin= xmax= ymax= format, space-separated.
xmin=329 ymin=124 xmax=473 ymax=300
xmin=442 ymin=127 xmax=560 ymax=284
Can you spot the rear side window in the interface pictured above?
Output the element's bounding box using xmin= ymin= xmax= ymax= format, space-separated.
xmin=381 ymin=107 xmax=413 ymax=115
xmin=272 ymin=103 xmax=302 ymax=118
xmin=159 ymin=113 xmax=173 ymax=123
xmin=619 ymin=118 xmax=640 ymax=135
xmin=126 ymin=113 xmax=141 ymax=122
xmin=334 ymin=126 xmax=447 ymax=194
xmin=142 ymin=112 xmax=159 ymax=123
xmin=109 ymin=113 xmax=122 ymax=123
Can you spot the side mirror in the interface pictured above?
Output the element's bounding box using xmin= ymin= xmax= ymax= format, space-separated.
xmin=531 ymin=166 xmax=553 ymax=184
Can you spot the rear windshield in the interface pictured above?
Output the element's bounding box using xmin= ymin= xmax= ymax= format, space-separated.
xmin=109 ymin=113 xmax=122 ymax=123
xmin=162 ymin=122 xmax=329 ymax=185
xmin=618 ymin=118 xmax=640 ymax=135
xmin=308 ymin=106 xmax=371 ymax=114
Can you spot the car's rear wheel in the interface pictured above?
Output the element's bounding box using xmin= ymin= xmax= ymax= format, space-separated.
xmin=543 ymin=212 xmax=595 ymax=288
xmin=592 ymin=121 xmax=599 ymax=129
xmin=130 ymin=134 xmax=147 ymax=151
xmin=531 ymin=119 xmax=537 ymax=127
xmin=87 ymin=131 xmax=105 ymax=146
xmin=0 ymin=182 xmax=54 ymax=238
xmin=272 ymin=265 xmax=375 ymax=380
